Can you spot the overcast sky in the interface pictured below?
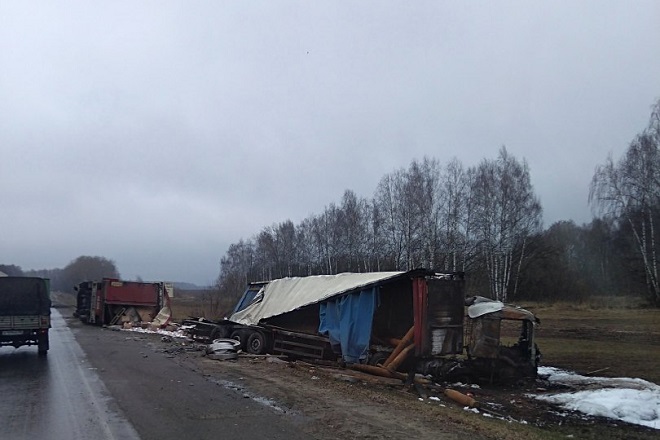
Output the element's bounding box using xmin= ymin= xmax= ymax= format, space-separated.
xmin=1 ymin=1 xmax=659 ymax=285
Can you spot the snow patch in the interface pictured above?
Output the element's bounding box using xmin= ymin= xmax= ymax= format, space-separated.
xmin=121 ymin=327 xmax=189 ymax=339
xmin=535 ymin=367 xmax=660 ymax=429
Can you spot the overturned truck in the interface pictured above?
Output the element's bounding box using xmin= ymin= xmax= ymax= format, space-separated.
xmin=74 ymin=279 xmax=173 ymax=327
xmin=188 ymin=269 xmax=540 ymax=384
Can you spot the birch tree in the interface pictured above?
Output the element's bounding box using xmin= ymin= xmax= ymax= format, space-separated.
xmin=589 ymin=99 xmax=660 ymax=305
xmin=336 ymin=190 xmax=368 ymax=272
xmin=439 ymin=158 xmax=473 ymax=272
xmin=374 ymin=163 xmax=432 ymax=270
xmin=471 ymin=147 xmax=543 ymax=301
xmin=374 ymin=171 xmax=406 ymax=269
xmin=411 ymin=158 xmax=443 ymax=270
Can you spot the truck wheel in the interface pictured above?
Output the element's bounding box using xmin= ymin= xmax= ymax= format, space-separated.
xmin=38 ymin=334 xmax=49 ymax=356
xmin=247 ymin=332 xmax=267 ymax=355
xmin=230 ymin=330 xmax=246 ymax=351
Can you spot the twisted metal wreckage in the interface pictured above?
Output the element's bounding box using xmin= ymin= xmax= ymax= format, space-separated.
xmin=186 ymin=269 xmax=541 ymax=384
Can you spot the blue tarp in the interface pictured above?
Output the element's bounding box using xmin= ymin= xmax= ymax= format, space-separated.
xmin=318 ymin=287 xmax=379 ymax=363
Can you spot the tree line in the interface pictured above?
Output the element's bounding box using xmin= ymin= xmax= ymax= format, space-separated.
xmin=1 ymin=256 xmax=120 ymax=293
xmin=216 ymin=98 xmax=660 ymax=307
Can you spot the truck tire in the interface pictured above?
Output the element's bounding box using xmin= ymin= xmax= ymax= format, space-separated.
xmin=247 ymin=332 xmax=267 ymax=355
xmin=229 ymin=330 xmax=246 ymax=351
xmin=38 ymin=333 xmax=49 ymax=356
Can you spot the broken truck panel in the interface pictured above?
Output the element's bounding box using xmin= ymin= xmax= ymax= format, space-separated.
xmin=413 ymin=273 xmax=465 ymax=357
xmin=465 ymin=296 xmax=539 ymax=360
xmin=462 ymin=297 xmax=540 ymax=382
xmin=181 ymin=317 xmax=233 ymax=342
xmin=231 ymin=281 xmax=268 ymax=316
xmin=104 ymin=280 xmax=159 ymax=305
xmin=468 ymin=317 xmax=501 ymax=358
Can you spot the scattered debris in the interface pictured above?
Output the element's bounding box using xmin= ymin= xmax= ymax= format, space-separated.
xmin=585 ymin=367 xmax=610 ymax=376
xmin=206 ymin=338 xmax=241 ymax=361
xmin=445 ymin=388 xmax=479 ymax=408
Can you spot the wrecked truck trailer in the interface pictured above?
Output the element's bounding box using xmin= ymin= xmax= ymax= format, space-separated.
xmin=74 ymin=279 xmax=174 ymax=327
xmin=188 ymin=269 xmax=540 ymax=383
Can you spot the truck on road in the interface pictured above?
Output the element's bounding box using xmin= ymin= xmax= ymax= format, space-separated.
xmin=0 ymin=276 xmax=52 ymax=355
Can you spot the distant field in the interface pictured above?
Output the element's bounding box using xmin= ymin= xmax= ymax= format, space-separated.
xmin=523 ymin=298 xmax=660 ymax=384
xmin=170 ymin=290 xmax=237 ymax=321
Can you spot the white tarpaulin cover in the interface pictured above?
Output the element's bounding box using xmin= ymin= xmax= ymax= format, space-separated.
xmin=229 ymin=272 xmax=404 ymax=326
xmin=467 ymin=296 xmax=536 ymax=321
xmin=467 ymin=297 xmax=505 ymax=318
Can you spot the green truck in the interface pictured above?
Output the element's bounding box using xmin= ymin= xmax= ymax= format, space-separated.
xmin=0 ymin=276 xmax=52 ymax=355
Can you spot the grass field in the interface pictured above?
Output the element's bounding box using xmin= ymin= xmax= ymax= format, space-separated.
xmin=170 ymin=290 xmax=237 ymax=321
xmin=523 ymin=298 xmax=660 ymax=384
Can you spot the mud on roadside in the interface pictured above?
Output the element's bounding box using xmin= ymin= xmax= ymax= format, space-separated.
xmin=149 ymin=336 xmax=657 ymax=440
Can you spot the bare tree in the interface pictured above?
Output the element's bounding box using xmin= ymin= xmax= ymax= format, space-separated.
xmin=361 ymin=199 xmax=382 ymax=272
xmin=374 ymin=162 xmax=436 ymax=270
xmin=471 ymin=147 xmax=543 ymax=301
xmin=590 ymin=99 xmax=660 ymax=304
xmin=410 ymin=158 xmax=443 ymax=270
xmin=309 ymin=205 xmax=342 ymax=274
xmin=335 ymin=190 xmax=370 ymax=272
xmin=374 ymin=171 xmax=406 ymax=269
xmin=252 ymin=220 xmax=298 ymax=279
xmin=217 ymin=240 xmax=255 ymax=288
xmin=295 ymin=218 xmax=317 ymax=276
xmin=277 ymin=220 xmax=298 ymax=277
xmin=439 ymin=158 xmax=473 ymax=272
xmin=215 ymin=151 xmax=546 ymax=303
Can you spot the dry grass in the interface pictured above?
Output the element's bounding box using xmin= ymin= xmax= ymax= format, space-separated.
xmin=522 ymin=298 xmax=660 ymax=383
xmin=169 ymin=291 xmax=238 ymax=321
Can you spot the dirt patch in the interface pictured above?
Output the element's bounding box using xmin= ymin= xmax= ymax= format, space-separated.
xmin=151 ymin=336 xmax=657 ymax=440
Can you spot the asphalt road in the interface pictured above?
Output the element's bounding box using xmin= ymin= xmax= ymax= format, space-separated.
xmin=0 ymin=309 xmax=139 ymax=440
xmin=0 ymin=309 xmax=313 ymax=440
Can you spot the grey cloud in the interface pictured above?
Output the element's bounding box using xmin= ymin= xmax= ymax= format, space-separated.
xmin=1 ymin=1 xmax=659 ymax=284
